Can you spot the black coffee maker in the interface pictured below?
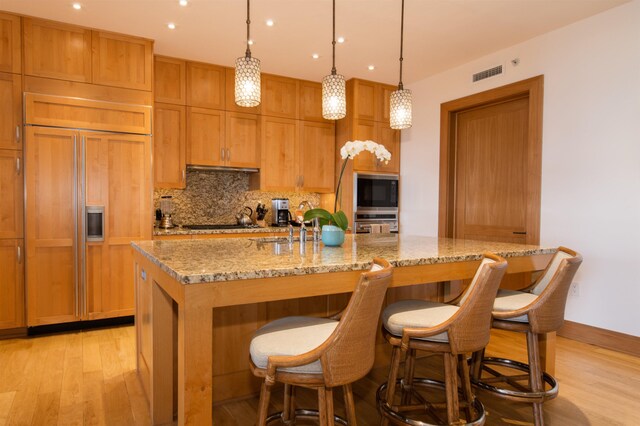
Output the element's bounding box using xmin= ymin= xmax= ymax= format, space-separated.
xmin=271 ymin=198 xmax=291 ymax=227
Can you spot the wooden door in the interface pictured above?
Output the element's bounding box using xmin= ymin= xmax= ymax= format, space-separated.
xmin=187 ymin=107 xmax=225 ymax=166
xmin=299 ymin=81 xmax=325 ymax=122
xmin=154 ymin=103 xmax=186 ymax=188
xmin=186 ymin=62 xmax=226 ymax=110
xmin=154 ymin=56 xmax=186 ymax=104
xmin=353 ymin=79 xmax=377 ymax=121
xmin=0 ymin=239 xmax=24 ymax=329
xmin=23 ymin=18 xmax=92 ymax=82
xmin=376 ymin=123 xmax=400 ymax=174
xmin=260 ymin=117 xmax=298 ymax=191
xmin=299 ymin=121 xmax=335 ymax=193
xmin=454 ymin=97 xmax=529 ymax=244
xmin=0 ymin=12 xmax=21 ymax=74
xmin=25 ymin=127 xmax=79 ymax=326
xmin=92 ymin=31 xmax=153 ymax=91
xmin=262 ymin=75 xmax=298 ymax=119
xmin=352 ymin=119 xmax=377 ymax=171
xmin=84 ymin=132 xmax=152 ymax=319
xmin=379 ymin=84 xmax=396 ymax=124
xmin=0 ymin=149 xmax=23 ymax=239
xmin=225 ymin=112 xmax=260 ymax=168
xmin=0 ymin=73 xmax=22 ymax=150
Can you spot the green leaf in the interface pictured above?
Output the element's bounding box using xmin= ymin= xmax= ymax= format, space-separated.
xmin=331 ymin=210 xmax=349 ymax=231
xmin=303 ymin=208 xmax=332 ymax=227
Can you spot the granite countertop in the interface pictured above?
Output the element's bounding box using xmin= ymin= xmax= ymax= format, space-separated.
xmin=132 ymin=234 xmax=556 ymax=285
xmin=153 ymin=226 xmax=290 ymax=236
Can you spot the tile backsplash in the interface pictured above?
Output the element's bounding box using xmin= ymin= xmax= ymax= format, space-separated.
xmin=154 ymin=169 xmax=321 ymax=225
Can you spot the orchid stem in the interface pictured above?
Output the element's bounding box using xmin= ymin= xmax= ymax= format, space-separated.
xmin=334 ymin=157 xmax=349 ymax=213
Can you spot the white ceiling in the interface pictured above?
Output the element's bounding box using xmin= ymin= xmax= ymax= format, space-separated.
xmin=0 ymin=0 xmax=629 ymax=85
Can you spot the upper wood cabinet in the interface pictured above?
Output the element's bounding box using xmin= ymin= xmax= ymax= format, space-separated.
xmin=154 ymin=103 xmax=186 ymax=189
xmin=0 ymin=13 xmax=21 ymax=74
xmin=352 ymin=120 xmax=377 ymax=171
xmin=350 ymin=79 xmax=397 ymax=123
xmin=92 ymin=31 xmax=153 ymax=91
xmin=187 ymin=62 xmax=226 ymax=110
xmin=0 ymin=73 xmax=22 ymax=150
xmin=379 ymin=84 xmax=396 ymax=124
xmin=154 ymin=56 xmax=186 ymax=104
xmin=299 ymin=81 xmax=326 ymax=122
xmin=187 ymin=107 xmax=225 ymax=166
xmin=23 ymin=18 xmax=92 ymax=83
xmin=299 ymin=121 xmax=335 ymax=193
xmin=0 ymin=239 xmax=24 ymax=329
xmin=225 ymin=112 xmax=260 ymax=168
xmin=352 ymin=121 xmax=400 ymax=174
xmin=224 ymin=67 xmax=261 ymax=114
xmin=0 ymin=149 xmax=23 ymax=239
xmin=262 ymin=75 xmax=298 ymax=119
xmin=258 ymin=116 xmax=299 ymax=191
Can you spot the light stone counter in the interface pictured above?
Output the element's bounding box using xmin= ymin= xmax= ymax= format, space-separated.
xmin=132 ymin=234 xmax=556 ymax=285
xmin=152 ymin=225 xmax=289 ymax=237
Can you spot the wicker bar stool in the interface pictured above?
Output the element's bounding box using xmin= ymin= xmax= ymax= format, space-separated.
xmin=249 ymin=258 xmax=393 ymax=426
xmin=470 ymin=246 xmax=582 ymax=426
xmin=377 ymin=253 xmax=507 ymax=425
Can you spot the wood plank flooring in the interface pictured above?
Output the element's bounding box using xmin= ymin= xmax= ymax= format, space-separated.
xmin=0 ymin=325 xmax=638 ymax=425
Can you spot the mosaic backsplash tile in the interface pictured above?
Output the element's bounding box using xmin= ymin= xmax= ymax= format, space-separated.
xmin=154 ymin=169 xmax=321 ymax=225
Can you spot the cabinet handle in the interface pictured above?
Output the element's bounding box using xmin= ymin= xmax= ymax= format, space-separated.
xmin=16 ymin=157 xmax=20 ymax=175
xmin=227 ymin=148 xmax=231 ymax=162
xmin=221 ymin=148 xmax=225 ymax=161
xmin=15 ymin=125 xmax=20 ymax=143
xmin=512 ymin=231 xmax=527 ymax=235
xmin=182 ymin=169 xmax=186 ymax=182
xmin=17 ymin=244 xmax=22 ymax=264
xmin=300 ymin=175 xmax=304 ymax=187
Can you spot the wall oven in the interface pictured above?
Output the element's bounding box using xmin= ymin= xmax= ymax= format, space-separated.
xmin=353 ymin=173 xmax=399 ymax=233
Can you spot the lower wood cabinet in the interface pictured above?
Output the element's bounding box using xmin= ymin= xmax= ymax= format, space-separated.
xmin=0 ymin=239 xmax=24 ymax=329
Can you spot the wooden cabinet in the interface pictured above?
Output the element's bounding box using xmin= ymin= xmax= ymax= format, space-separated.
xmin=262 ymin=74 xmax=298 ymax=119
xmin=23 ymin=18 xmax=92 ymax=83
xmin=379 ymin=84 xmax=396 ymax=123
xmin=376 ymin=123 xmax=400 ymax=173
xmin=225 ymin=67 xmax=261 ymax=114
xmin=0 ymin=12 xmax=21 ymax=74
xmin=0 ymin=239 xmax=24 ymax=329
xmin=187 ymin=107 xmax=225 ymax=166
xmin=225 ymin=112 xmax=260 ymax=168
xmin=0 ymin=150 xmax=23 ymax=239
xmin=299 ymin=81 xmax=325 ymax=122
xmin=352 ymin=121 xmax=400 ymax=173
xmin=352 ymin=79 xmax=378 ymax=121
xmin=299 ymin=121 xmax=335 ymax=193
xmin=187 ymin=62 xmax=226 ymax=110
xmin=0 ymin=73 xmax=22 ymax=150
xmin=155 ymin=56 xmax=186 ymax=104
xmin=154 ymin=103 xmax=186 ymax=188
xmin=92 ymin=31 xmax=153 ymax=91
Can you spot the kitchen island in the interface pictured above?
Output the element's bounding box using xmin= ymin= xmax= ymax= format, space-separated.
xmin=132 ymin=234 xmax=556 ymax=425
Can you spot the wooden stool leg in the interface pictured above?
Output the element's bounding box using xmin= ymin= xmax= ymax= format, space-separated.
xmin=458 ymin=353 xmax=474 ymax=421
xmin=283 ymin=383 xmax=296 ymax=423
xmin=401 ymin=348 xmax=417 ymax=404
xmin=343 ymin=383 xmax=357 ymax=426
xmin=318 ymin=387 xmax=329 ymax=426
xmin=326 ymin=387 xmax=335 ymax=426
xmin=443 ymin=353 xmax=460 ymax=425
xmin=470 ymin=348 xmax=485 ymax=381
xmin=257 ymin=380 xmax=273 ymax=426
xmin=527 ymin=332 xmax=545 ymax=426
xmin=381 ymin=345 xmax=403 ymax=426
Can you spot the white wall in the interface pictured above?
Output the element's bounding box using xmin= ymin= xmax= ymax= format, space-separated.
xmin=401 ymin=0 xmax=640 ymax=336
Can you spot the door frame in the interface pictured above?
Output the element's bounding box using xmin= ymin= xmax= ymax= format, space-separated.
xmin=438 ymin=75 xmax=544 ymax=245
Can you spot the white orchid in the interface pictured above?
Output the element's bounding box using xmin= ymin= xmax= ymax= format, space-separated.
xmin=340 ymin=140 xmax=391 ymax=164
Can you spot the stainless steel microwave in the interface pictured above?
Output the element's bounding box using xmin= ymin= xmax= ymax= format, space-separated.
xmin=354 ymin=173 xmax=399 ymax=211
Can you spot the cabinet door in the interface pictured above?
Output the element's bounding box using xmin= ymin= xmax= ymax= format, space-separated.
xmin=0 ymin=73 xmax=21 ymax=150
xmin=23 ymin=18 xmax=92 ymax=83
xmin=187 ymin=107 xmax=225 ymax=166
xmin=260 ymin=117 xmax=298 ymax=191
xmin=0 ymin=150 xmax=23 ymax=239
xmin=379 ymin=84 xmax=396 ymax=124
xmin=224 ymin=67 xmax=261 ymax=114
xmin=299 ymin=81 xmax=325 ymax=122
xmin=186 ymin=62 xmax=226 ymax=109
xmin=353 ymin=79 xmax=377 ymax=121
xmin=376 ymin=123 xmax=401 ymax=173
xmin=226 ymin=112 xmax=260 ymax=168
xmin=154 ymin=56 xmax=186 ymax=104
xmin=262 ymin=75 xmax=298 ymax=119
xmin=299 ymin=121 xmax=335 ymax=193
xmin=84 ymin=133 xmax=152 ymax=319
xmin=0 ymin=12 xmax=21 ymax=73
xmin=0 ymin=239 xmax=24 ymax=329
xmin=352 ymin=120 xmax=377 ymax=172
xmin=154 ymin=103 xmax=186 ymax=189
xmin=92 ymin=31 xmax=153 ymax=91
xmin=25 ymin=127 xmax=79 ymax=326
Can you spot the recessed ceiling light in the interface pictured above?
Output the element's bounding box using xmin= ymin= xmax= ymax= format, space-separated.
xmin=167 ymin=22 xmax=176 ymax=30
xmin=337 ymin=36 xmax=345 ymax=43
xmin=179 ymin=0 xmax=188 ymax=6
xmin=312 ymin=53 xmax=320 ymax=59
xmin=248 ymin=39 xmax=254 ymax=45
xmin=266 ymin=19 xmax=274 ymax=27
xmin=368 ymin=65 xmax=375 ymax=71
xmin=72 ymin=3 xmax=82 ymax=10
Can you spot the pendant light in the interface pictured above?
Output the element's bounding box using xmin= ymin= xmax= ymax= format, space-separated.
xmin=390 ymin=0 xmax=412 ymax=129
xmin=322 ymin=0 xmax=346 ymax=120
xmin=235 ymin=0 xmax=261 ymax=107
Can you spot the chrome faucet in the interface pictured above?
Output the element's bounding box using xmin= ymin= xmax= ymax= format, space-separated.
xmin=298 ymin=200 xmax=320 ymax=241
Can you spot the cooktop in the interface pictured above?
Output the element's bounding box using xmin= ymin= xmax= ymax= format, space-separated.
xmin=182 ymin=224 xmax=261 ymax=230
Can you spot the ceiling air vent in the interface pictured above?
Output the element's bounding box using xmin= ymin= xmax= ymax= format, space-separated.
xmin=472 ymin=65 xmax=503 ymax=82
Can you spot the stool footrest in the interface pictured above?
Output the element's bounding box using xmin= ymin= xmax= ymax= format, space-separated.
xmin=265 ymin=409 xmax=348 ymax=425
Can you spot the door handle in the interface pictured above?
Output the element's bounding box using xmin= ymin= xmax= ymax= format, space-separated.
xmin=512 ymin=231 xmax=527 ymax=235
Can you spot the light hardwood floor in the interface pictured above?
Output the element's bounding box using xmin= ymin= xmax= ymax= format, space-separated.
xmin=0 ymin=325 xmax=638 ymax=425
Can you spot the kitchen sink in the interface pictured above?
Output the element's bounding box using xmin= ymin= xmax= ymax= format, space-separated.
xmin=249 ymin=236 xmax=300 ymax=243
xmin=183 ymin=224 xmax=260 ymax=230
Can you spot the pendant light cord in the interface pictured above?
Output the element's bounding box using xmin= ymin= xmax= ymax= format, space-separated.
xmin=398 ymin=0 xmax=405 ymax=90
xmin=245 ymin=0 xmax=252 ymax=58
xmin=331 ymin=0 xmax=337 ymax=75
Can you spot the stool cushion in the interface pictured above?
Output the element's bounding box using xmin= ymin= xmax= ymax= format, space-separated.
xmin=493 ymin=289 xmax=538 ymax=322
xmin=250 ymin=316 xmax=338 ymax=374
xmin=383 ymin=300 xmax=459 ymax=342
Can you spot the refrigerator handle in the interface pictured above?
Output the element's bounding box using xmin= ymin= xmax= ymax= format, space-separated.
xmin=73 ymin=135 xmax=79 ymax=318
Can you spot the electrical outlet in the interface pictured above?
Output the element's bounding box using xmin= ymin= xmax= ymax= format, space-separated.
xmin=569 ymin=281 xmax=580 ymax=297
